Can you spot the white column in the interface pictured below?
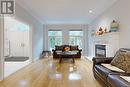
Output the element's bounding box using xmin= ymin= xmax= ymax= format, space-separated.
xmin=44 ymin=25 xmax=48 ymax=50
xmin=83 ymin=25 xmax=88 ymax=56
xmin=62 ymin=29 xmax=69 ymax=45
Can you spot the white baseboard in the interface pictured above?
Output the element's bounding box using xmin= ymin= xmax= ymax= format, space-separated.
xmin=32 ymin=57 xmax=39 ymax=62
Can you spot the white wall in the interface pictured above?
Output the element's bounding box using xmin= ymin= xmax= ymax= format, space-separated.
xmin=4 ymin=17 xmax=30 ymax=57
xmin=88 ymin=0 xmax=130 ymax=57
xmin=15 ymin=3 xmax=44 ymax=60
xmin=0 ymin=2 xmax=44 ymax=80
xmin=43 ymin=24 xmax=88 ymax=55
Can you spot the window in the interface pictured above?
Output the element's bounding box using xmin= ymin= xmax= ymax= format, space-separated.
xmin=69 ymin=31 xmax=83 ymax=48
xmin=48 ymin=30 xmax=62 ymax=51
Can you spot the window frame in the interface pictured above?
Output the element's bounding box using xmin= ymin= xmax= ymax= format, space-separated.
xmin=69 ymin=30 xmax=83 ymax=49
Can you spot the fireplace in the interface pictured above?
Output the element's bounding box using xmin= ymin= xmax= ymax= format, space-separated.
xmin=95 ymin=45 xmax=106 ymax=57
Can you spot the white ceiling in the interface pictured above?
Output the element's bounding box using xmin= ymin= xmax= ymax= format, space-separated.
xmin=16 ymin=0 xmax=118 ymax=24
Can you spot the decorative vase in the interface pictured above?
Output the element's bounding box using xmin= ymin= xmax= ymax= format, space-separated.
xmin=98 ymin=27 xmax=103 ymax=35
xmin=109 ymin=20 xmax=119 ymax=32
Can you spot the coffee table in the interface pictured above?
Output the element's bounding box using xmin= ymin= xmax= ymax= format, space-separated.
xmin=57 ymin=51 xmax=78 ymax=63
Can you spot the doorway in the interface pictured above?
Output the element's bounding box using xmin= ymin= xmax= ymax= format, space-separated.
xmin=4 ymin=17 xmax=32 ymax=77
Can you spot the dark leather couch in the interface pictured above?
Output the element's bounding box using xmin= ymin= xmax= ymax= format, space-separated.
xmin=92 ymin=48 xmax=130 ymax=87
xmin=108 ymin=74 xmax=130 ymax=87
xmin=52 ymin=45 xmax=82 ymax=59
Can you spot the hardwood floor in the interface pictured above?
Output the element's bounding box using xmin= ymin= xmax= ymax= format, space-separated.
xmin=0 ymin=57 xmax=102 ymax=87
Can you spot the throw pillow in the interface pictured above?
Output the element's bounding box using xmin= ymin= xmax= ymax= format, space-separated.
xmin=71 ymin=45 xmax=78 ymax=50
xmin=111 ymin=51 xmax=130 ymax=73
xmin=65 ymin=47 xmax=70 ymax=51
xmin=55 ymin=46 xmax=63 ymax=51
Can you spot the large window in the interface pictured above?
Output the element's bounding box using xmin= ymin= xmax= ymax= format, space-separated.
xmin=48 ymin=30 xmax=62 ymax=50
xmin=69 ymin=31 xmax=83 ymax=48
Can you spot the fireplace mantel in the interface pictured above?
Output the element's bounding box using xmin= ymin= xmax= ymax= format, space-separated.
xmin=92 ymin=32 xmax=119 ymax=57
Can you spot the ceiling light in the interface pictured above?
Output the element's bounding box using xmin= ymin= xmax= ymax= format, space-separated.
xmin=89 ymin=10 xmax=93 ymax=13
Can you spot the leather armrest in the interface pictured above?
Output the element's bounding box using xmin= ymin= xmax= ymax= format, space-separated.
xmin=78 ymin=49 xmax=82 ymax=54
xmin=121 ymin=73 xmax=130 ymax=76
xmin=52 ymin=49 xmax=56 ymax=52
xmin=110 ymin=72 xmax=130 ymax=76
xmin=79 ymin=49 xmax=82 ymax=51
xmin=92 ymin=57 xmax=114 ymax=65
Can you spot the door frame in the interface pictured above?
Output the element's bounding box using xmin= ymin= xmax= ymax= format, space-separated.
xmin=0 ymin=16 xmax=4 ymax=80
xmin=0 ymin=16 xmax=33 ymax=80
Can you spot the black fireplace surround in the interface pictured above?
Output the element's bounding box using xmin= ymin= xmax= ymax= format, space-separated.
xmin=95 ymin=45 xmax=106 ymax=57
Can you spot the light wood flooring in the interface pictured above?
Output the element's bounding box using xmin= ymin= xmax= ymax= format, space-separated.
xmin=0 ymin=57 xmax=102 ymax=87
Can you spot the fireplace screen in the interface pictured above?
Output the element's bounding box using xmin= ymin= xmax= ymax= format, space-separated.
xmin=95 ymin=45 xmax=106 ymax=57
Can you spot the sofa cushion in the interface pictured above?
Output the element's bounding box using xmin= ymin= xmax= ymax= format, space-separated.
xmin=55 ymin=46 xmax=63 ymax=51
xmin=101 ymin=64 xmax=125 ymax=72
xmin=95 ymin=65 xmax=112 ymax=80
xmin=111 ymin=50 xmax=130 ymax=73
xmin=120 ymin=76 xmax=130 ymax=83
xmin=71 ymin=50 xmax=79 ymax=53
xmin=70 ymin=45 xmax=78 ymax=50
xmin=56 ymin=51 xmax=62 ymax=53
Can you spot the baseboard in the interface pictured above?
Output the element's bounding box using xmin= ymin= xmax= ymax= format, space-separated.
xmin=32 ymin=57 xmax=39 ymax=62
